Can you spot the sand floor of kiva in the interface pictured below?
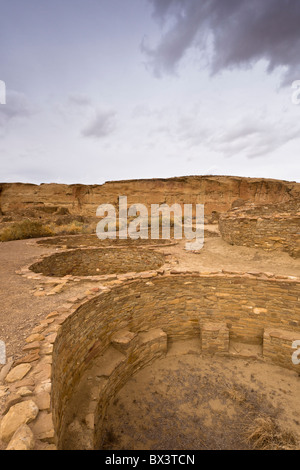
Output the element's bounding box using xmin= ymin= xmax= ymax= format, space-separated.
xmin=100 ymin=341 xmax=300 ymax=450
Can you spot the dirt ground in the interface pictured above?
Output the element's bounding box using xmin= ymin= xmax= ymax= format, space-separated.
xmin=0 ymin=230 xmax=299 ymax=450
xmin=0 ymin=230 xmax=299 ymax=359
xmin=102 ymin=341 xmax=300 ymax=450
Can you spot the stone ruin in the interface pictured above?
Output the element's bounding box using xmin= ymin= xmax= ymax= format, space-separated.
xmin=219 ymin=199 xmax=300 ymax=259
xmin=0 ymin=175 xmax=299 ymax=450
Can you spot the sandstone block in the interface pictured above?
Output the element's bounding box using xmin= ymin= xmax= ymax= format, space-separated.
xmin=6 ymin=425 xmax=35 ymax=450
xmin=0 ymin=400 xmax=39 ymax=443
xmin=31 ymin=412 xmax=55 ymax=442
xmin=5 ymin=363 xmax=32 ymax=383
xmin=35 ymin=391 xmax=51 ymax=411
xmin=201 ymin=322 xmax=229 ymax=353
xmin=26 ymin=334 xmax=45 ymax=344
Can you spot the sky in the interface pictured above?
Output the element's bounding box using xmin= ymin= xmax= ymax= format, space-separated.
xmin=0 ymin=0 xmax=299 ymax=184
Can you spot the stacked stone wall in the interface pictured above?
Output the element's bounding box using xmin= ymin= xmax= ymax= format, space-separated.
xmin=1 ymin=271 xmax=299 ymax=450
xmin=219 ymin=202 xmax=300 ymax=258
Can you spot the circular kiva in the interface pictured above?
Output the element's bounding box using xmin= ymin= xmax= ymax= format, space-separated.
xmin=1 ymin=271 xmax=299 ymax=450
xmin=36 ymin=234 xmax=174 ymax=249
xmin=50 ymin=272 xmax=300 ymax=449
xmin=29 ymin=248 xmax=165 ymax=277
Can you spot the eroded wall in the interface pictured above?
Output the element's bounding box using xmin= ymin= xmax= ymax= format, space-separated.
xmin=1 ymin=176 xmax=299 ymax=216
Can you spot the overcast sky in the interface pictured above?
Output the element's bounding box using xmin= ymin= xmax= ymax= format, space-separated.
xmin=0 ymin=0 xmax=299 ymax=184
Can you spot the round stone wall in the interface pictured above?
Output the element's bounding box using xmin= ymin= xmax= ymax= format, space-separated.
xmin=29 ymin=248 xmax=165 ymax=277
xmin=50 ymin=272 xmax=300 ymax=449
xmin=36 ymin=235 xmax=174 ymax=249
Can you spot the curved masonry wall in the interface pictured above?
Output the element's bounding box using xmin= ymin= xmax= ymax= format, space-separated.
xmin=219 ymin=204 xmax=300 ymax=258
xmin=29 ymin=247 xmax=165 ymax=277
xmin=1 ymin=270 xmax=300 ymax=450
xmin=52 ymin=271 xmax=300 ymax=449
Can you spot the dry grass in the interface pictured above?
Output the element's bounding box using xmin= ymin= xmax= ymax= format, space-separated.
xmin=245 ymin=416 xmax=298 ymax=450
xmin=50 ymin=220 xmax=92 ymax=236
xmin=0 ymin=219 xmax=54 ymax=242
xmin=0 ymin=218 xmax=95 ymax=241
xmin=222 ymin=385 xmax=246 ymax=404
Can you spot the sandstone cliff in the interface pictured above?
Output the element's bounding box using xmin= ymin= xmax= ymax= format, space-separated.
xmin=0 ymin=175 xmax=299 ymax=217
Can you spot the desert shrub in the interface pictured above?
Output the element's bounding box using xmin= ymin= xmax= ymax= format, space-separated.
xmin=245 ymin=416 xmax=297 ymax=450
xmin=0 ymin=220 xmax=54 ymax=242
xmin=58 ymin=221 xmax=84 ymax=235
xmin=52 ymin=220 xmax=92 ymax=235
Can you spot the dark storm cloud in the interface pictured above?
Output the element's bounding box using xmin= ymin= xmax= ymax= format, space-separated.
xmin=81 ymin=110 xmax=117 ymax=139
xmin=144 ymin=0 xmax=300 ymax=83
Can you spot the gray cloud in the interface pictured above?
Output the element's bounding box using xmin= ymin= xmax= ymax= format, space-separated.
xmin=176 ymin=112 xmax=299 ymax=159
xmin=81 ymin=110 xmax=117 ymax=139
xmin=67 ymin=94 xmax=92 ymax=108
xmin=0 ymin=90 xmax=34 ymax=128
xmin=144 ymin=0 xmax=300 ymax=84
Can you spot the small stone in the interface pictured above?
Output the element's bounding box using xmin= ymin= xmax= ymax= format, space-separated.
xmin=25 ymin=334 xmax=45 ymax=344
xmin=31 ymin=325 xmax=46 ymax=334
xmin=5 ymin=363 xmax=32 ymax=383
xmin=253 ymin=308 xmax=268 ymax=315
xmin=45 ymin=333 xmax=56 ymax=344
xmin=40 ymin=344 xmax=53 ymax=355
xmin=0 ymin=400 xmax=39 ymax=443
xmin=23 ymin=342 xmax=40 ymax=352
xmin=0 ymin=386 xmax=8 ymax=398
xmin=46 ymin=311 xmax=59 ymax=319
xmin=6 ymin=424 xmax=35 ymax=450
xmin=33 ymin=291 xmax=45 ymax=297
xmin=17 ymin=387 xmax=33 ymax=397
xmin=15 ymin=377 xmax=35 ymax=388
xmin=35 ymin=381 xmax=51 ymax=394
xmin=0 ymin=358 xmax=13 ymax=384
xmin=33 ymin=363 xmax=51 ymax=382
xmin=3 ymin=395 xmax=22 ymax=415
xmin=31 ymin=412 xmax=54 ymax=442
xmin=35 ymin=391 xmax=51 ymax=411
xmin=42 ymin=317 xmax=55 ymax=324
xmin=14 ymin=352 xmax=40 ymax=366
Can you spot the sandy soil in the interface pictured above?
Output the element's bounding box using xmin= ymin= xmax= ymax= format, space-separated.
xmin=102 ymin=341 xmax=300 ymax=450
xmin=0 ymin=240 xmax=110 ymax=359
xmin=165 ymin=237 xmax=300 ymax=278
